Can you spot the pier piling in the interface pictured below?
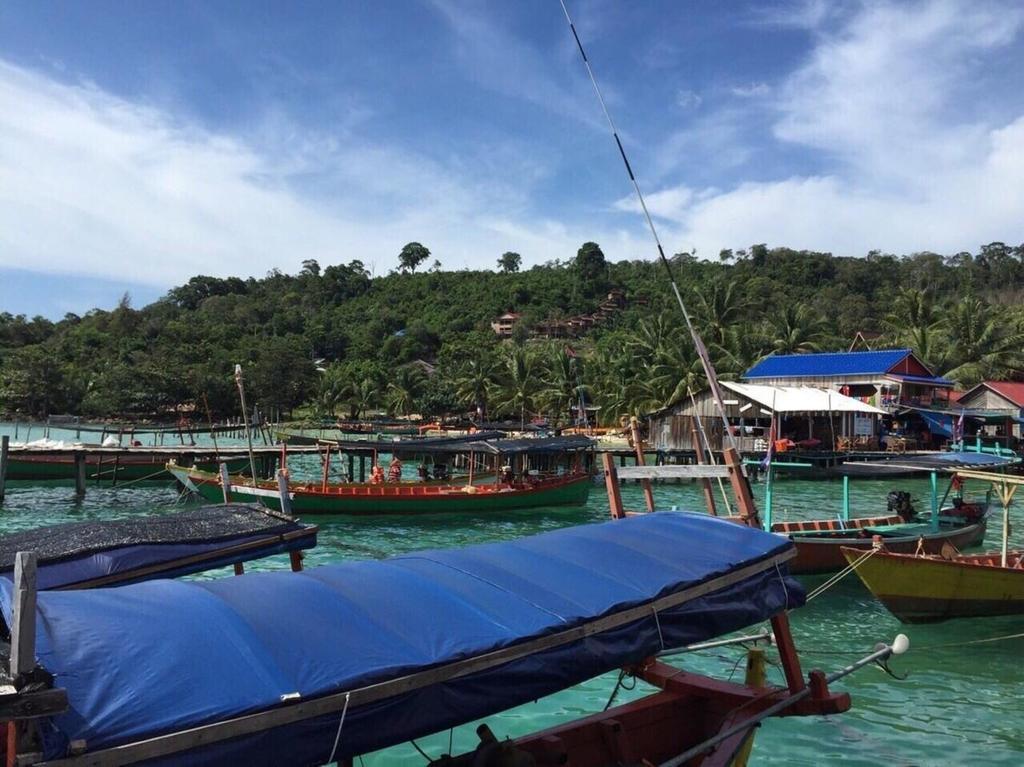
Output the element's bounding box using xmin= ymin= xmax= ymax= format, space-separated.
xmin=74 ymin=453 xmax=87 ymax=497
xmin=10 ymin=552 xmax=37 ymax=679
xmin=0 ymin=435 xmax=8 ymax=503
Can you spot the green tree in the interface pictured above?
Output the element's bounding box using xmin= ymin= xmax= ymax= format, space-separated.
xmin=386 ymin=365 xmax=426 ymax=416
xmin=492 ymin=344 xmax=539 ymax=428
xmin=398 ymin=242 xmax=431 ymax=274
xmin=452 ymin=358 xmax=495 ymax=421
xmin=497 ymin=251 xmax=522 ymax=273
xmin=770 ymin=304 xmax=827 ymax=354
xmin=575 ymin=242 xmax=608 ymax=298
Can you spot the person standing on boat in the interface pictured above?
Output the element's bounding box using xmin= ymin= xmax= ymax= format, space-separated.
xmin=417 ymin=463 xmax=429 ymax=482
xmin=388 ymin=456 xmax=403 ymax=482
xmin=370 ymin=464 xmax=385 ymax=484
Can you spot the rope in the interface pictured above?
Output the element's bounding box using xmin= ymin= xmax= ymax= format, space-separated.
xmin=106 ymin=467 xmax=174 ymax=489
xmin=802 ymin=630 xmax=1024 ymax=657
xmin=325 ymin=691 xmax=351 ymax=765
xmin=652 ymin=606 xmax=665 ymax=650
xmin=804 ymin=547 xmax=880 ymax=603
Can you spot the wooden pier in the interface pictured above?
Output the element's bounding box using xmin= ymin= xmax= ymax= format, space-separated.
xmin=0 ymin=444 xmax=321 ymax=498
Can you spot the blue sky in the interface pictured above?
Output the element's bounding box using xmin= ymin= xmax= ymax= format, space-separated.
xmin=2 ymin=0 xmax=1023 ymax=318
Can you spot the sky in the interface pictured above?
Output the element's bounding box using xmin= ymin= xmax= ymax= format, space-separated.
xmin=1 ymin=0 xmax=1023 ymax=318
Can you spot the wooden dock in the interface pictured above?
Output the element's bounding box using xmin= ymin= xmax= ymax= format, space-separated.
xmin=0 ymin=440 xmax=321 ymax=498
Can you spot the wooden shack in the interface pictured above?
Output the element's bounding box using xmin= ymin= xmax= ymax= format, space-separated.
xmin=646 ymin=381 xmax=886 ymax=453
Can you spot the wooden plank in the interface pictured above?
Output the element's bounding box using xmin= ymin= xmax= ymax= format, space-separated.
xmin=691 ymin=422 xmax=718 ymax=516
xmin=723 ymin=448 xmax=760 ymax=527
xmin=602 ymin=452 xmax=625 ymax=519
xmin=0 ymin=688 xmax=67 ymax=720
xmin=38 ymin=548 xmax=795 ymax=767
xmin=10 ymin=552 xmax=37 ymax=679
xmin=629 ymin=419 xmax=654 ymax=513
xmin=616 ymin=465 xmax=730 ymax=480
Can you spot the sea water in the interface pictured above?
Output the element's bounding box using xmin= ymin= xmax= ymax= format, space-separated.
xmin=1 ymin=423 xmax=1021 ymax=765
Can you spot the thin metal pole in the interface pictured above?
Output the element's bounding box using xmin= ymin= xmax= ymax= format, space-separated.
xmin=234 ymin=365 xmax=259 ymax=487
xmin=559 ymin=0 xmax=737 ymax=452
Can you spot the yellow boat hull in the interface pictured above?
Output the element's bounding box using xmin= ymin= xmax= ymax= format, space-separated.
xmin=843 ymin=547 xmax=1024 ymax=623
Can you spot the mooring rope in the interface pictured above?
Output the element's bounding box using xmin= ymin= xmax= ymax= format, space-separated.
xmin=804 ymin=547 xmax=880 ymax=603
xmin=325 ymin=691 xmax=351 ymax=765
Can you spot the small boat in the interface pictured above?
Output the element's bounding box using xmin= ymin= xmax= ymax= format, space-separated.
xmin=844 ymin=469 xmax=1024 ymax=623
xmin=170 ymin=435 xmax=594 ymax=515
xmin=4 ymin=441 xmax=250 ymax=484
xmin=760 ymin=446 xmax=992 ymax=575
xmin=170 ymin=463 xmax=592 ymax=515
xmin=0 ymin=504 xmax=318 ymax=590
xmin=0 ymin=512 xmax=903 ymax=766
xmin=772 ymin=502 xmax=989 ymax=576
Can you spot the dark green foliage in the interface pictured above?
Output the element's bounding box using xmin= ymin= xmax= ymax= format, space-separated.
xmin=1 ymin=243 xmax=1023 ymax=421
xmin=398 ymin=242 xmax=431 ymax=274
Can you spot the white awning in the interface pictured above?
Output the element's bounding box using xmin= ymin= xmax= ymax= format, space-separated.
xmin=722 ymin=382 xmax=886 ymax=415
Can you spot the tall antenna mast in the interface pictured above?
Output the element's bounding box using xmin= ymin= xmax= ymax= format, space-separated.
xmin=558 ymin=0 xmax=737 ymax=450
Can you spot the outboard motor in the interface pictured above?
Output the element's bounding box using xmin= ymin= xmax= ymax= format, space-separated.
xmin=886 ymin=490 xmax=916 ymax=522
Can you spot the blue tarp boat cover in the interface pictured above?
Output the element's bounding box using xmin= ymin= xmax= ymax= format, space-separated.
xmin=0 ymin=505 xmax=317 ymax=591
xmin=1 ymin=512 xmax=802 ymax=766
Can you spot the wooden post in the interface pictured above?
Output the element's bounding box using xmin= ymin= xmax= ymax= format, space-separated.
xmin=289 ymin=551 xmax=304 ymax=572
xmin=0 ymin=435 xmax=8 ymax=504
xmin=321 ymin=444 xmax=331 ymax=492
xmin=630 ymin=418 xmax=655 ymax=513
xmin=690 ymin=421 xmax=717 ymax=516
xmin=602 ymin=452 xmax=626 ymax=519
xmin=348 ymin=453 xmax=355 ymax=483
xmin=74 ymin=452 xmax=87 ymax=497
xmin=769 ymin=612 xmax=806 ymax=695
xmin=219 ymin=462 xmax=232 ymax=503
xmin=10 ymin=552 xmax=37 ymax=679
xmin=233 ymin=563 xmax=244 ymax=576
xmin=723 ymin=447 xmax=760 ymax=528
xmin=277 ymin=469 xmax=293 ymax=517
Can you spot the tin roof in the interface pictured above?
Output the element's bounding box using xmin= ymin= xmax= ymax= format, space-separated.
xmin=744 ymin=349 xmax=914 ymax=379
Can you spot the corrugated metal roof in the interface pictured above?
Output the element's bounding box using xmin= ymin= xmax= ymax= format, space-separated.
xmin=722 ymin=382 xmax=886 ymax=414
xmin=985 ymin=381 xmax=1024 ymax=407
xmin=743 ymin=349 xmax=912 ymax=379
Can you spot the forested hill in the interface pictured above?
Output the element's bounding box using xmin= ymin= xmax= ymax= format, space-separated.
xmin=2 ymin=242 xmax=1023 ymax=425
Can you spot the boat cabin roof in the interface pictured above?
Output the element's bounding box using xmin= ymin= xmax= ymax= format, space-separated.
xmin=3 ymin=512 xmax=800 ymax=765
xmin=0 ymin=505 xmax=316 ymax=591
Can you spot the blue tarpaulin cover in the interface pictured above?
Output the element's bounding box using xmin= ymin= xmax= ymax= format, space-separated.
xmin=0 ymin=512 xmax=802 ymax=766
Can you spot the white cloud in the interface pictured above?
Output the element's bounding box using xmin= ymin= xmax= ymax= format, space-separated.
xmin=0 ymin=60 xmax=653 ymax=290
xmin=675 ymin=89 xmax=702 ymax=109
xmin=730 ymin=82 xmax=771 ymax=98
xmin=621 ymin=0 xmax=1024 ymax=257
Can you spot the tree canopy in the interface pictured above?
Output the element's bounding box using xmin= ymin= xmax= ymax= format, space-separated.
xmin=2 ymin=242 xmax=1023 ymax=423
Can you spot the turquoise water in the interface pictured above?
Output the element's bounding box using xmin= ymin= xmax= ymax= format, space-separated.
xmin=2 ymin=423 xmax=1022 ymax=765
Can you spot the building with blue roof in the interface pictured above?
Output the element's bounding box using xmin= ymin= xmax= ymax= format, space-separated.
xmin=742 ymin=348 xmax=953 ymax=415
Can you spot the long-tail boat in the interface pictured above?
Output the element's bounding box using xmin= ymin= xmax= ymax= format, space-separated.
xmin=844 ymin=469 xmax=1024 ymax=623
xmin=169 ymin=435 xmax=594 ymax=515
xmin=0 ymin=512 xmax=906 ymax=766
xmin=3 ymin=444 xmax=252 ymax=484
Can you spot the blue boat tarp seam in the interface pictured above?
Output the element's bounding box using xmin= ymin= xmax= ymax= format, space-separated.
xmin=401 ymin=555 xmax=571 ymax=624
xmin=1 ymin=513 xmax=803 ymax=764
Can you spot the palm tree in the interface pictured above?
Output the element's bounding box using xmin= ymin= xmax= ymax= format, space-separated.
xmin=345 ymin=377 xmax=380 ymax=420
xmin=539 ymin=346 xmax=589 ymax=427
xmin=452 ymin=358 xmax=494 ymax=421
xmin=770 ymin=304 xmax=827 ymax=354
xmin=882 ymin=287 xmax=946 ymax=369
xmin=386 ymin=366 xmax=425 ymax=417
xmin=588 ymin=344 xmax=633 ymax=426
xmin=692 ymin=279 xmax=751 ymax=347
xmin=491 ymin=345 xmax=539 ymax=428
xmin=942 ymin=298 xmax=1024 ymax=386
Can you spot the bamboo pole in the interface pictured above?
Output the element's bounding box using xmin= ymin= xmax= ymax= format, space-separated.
xmin=630 ymin=417 xmax=654 ymax=512
xmin=234 ymin=365 xmax=259 ymax=487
